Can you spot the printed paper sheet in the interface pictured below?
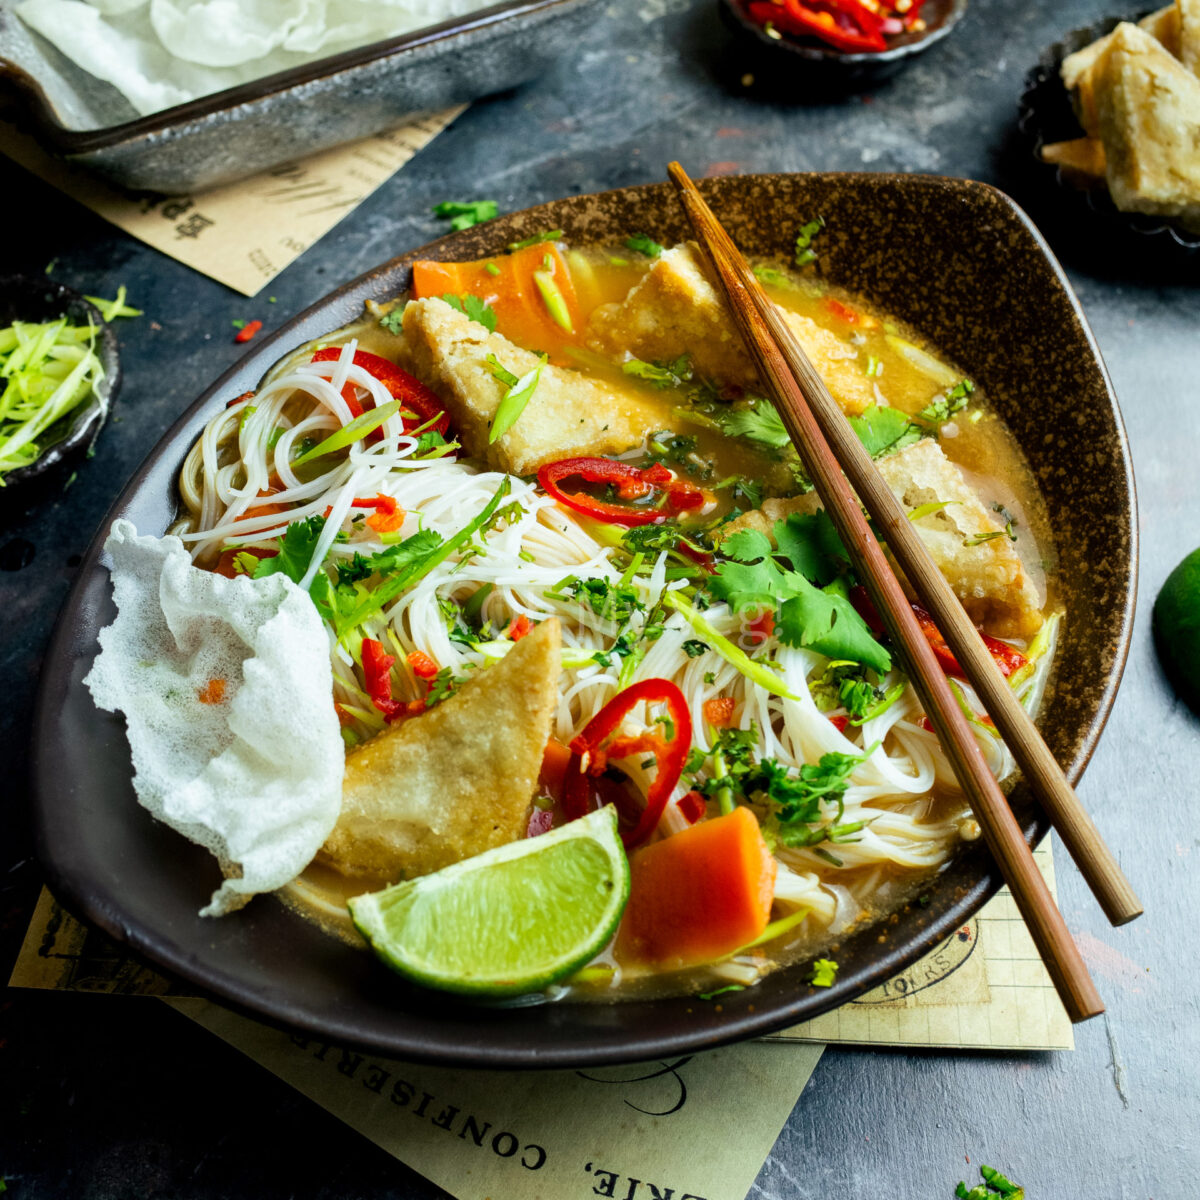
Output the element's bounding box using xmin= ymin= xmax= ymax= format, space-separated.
xmin=0 ymin=108 xmax=463 ymax=295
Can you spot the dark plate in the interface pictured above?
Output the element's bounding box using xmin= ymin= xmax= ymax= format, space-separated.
xmin=718 ymin=0 xmax=968 ymax=90
xmin=1018 ymin=15 xmax=1200 ymax=257
xmin=32 ymin=173 xmax=1136 ymax=1068
xmin=0 ymin=275 xmax=120 ymax=497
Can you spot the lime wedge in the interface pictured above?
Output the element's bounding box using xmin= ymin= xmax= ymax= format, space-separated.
xmin=348 ymin=806 xmax=630 ymax=996
xmin=1154 ymin=545 xmax=1200 ymax=710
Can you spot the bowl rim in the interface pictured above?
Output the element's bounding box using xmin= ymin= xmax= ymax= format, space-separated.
xmin=30 ymin=172 xmax=1138 ymax=1067
xmin=0 ymin=0 xmax=587 ymax=153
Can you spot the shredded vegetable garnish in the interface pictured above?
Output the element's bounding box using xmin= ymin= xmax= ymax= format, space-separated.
xmin=808 ymin=957 xmax=838 ymax=986
xmin=432 ymin=199 xmax=499 ymax=230
xmin=83 ymin=285 xmax=142 ymax=321
xmin=0 ymin=317 xmax=106 ymax=482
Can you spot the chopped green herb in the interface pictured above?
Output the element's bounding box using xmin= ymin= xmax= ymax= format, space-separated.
xmin=846 ymin=404 xmax=924 ymax=458
xmin=955 ymin=1165 xmax=1023 ymax=1200
xmin=238 ymin=404 xmax=258 ymax=433
xmin=963 ymin=530 xmax=1006 ymax=546
xmin=793 ymin=217 xmax=825 ymax=267
xmin=507 ymin=229 xmax=563 ymax=252
xmin=752 ymin=264 xmax=793 ymax=289
xmin=533 ymin=268 xmax=573 ymax=332
xmin=916 ymin=378 xmax=975 ymax=428
xmin=290 ymin=400 xmax=402 ymax=467
xmin=378 ymin=305 xmax=406 ymax=335
xmin=865 ymin=354 xmax=882 ymax=377
xmin=432 ymin=199 xmax=499 ymax=230
xmin=625 ymin=233 xmax=664 ymax=258
xmin=682 ymin=638 xmax=710 ymax=657
xmin=809 ymin=957 xmax=838 ymax=987
xmin=697 ymin=985 xmax=745 ymax=1000
xmin=440 ymin=293 xmax=497 ymax=333
xmin=231 ymin=318 xmax=247 ymax=330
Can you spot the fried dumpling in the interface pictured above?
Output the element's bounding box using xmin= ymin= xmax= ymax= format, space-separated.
xmin=319 ymin=618 xmax=562 ymax=882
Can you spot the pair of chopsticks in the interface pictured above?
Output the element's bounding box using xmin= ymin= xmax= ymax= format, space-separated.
xmin=667 ymin=162 xmax=1141 ymax=1024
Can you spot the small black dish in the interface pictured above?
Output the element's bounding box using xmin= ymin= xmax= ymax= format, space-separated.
xmin=1018 ymin=16 xmax=1200 ymax=258
xmin=718 ymin=0 xmax=968 ymax=91
xmin=0 ymin=275 xmax=121 ymax=496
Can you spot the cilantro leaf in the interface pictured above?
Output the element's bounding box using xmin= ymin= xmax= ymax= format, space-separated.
xmin=776 ymin=579 xmax=891 ymax=673
xmin=718 ymin=400 xmax=791 ymax=450
xmin=253 ymin=516 xmax=327 ymax=585
xmin=440 ymin=293 xmax=497 ymax=332
xmin=916 ymin=378 xmax=974 ymax=428
xmin=793 ymin=217 xmax=824 ymax=267
xmin=432 ymin=199 xmax=498 ymax=230
xmin=772 ymin=511 xmax=846 ymax=587
xmin=625 ymin=233 xmax=664 ymax=258
xmin=378 ymin=306 xmax=406 ymax=334
xmin=846 ymin=404 xmax=924 ymax=458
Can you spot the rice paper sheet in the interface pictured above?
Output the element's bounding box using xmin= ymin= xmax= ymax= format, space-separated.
xmin=16 ymin=0 xmax=495 ymax=116
xmin=84 ymin=519 xmax=344 ymax=916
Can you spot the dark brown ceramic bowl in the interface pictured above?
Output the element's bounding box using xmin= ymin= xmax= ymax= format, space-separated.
xmin=31 ymin=173 xmax=1136 ymax=1068
xmin=718 ymin=0 xmax=969 ymax=90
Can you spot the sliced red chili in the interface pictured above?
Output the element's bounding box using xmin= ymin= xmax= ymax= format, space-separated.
xmin=361 ymin=638 xmax=403 ymax=721
xmin=703 ymin=696 xmax=736 ymax=728
xmin=406 ymin=649 xmax=439 ymax=680
xmin=746 ymin=0 xmax=887 ymax=52
xmin=849 ymin=586 xmax=1029 ymax=679
xmin=538 ymin=456 xmax=710 ymax=526
xmin=311 ymin=347 xmax=451 ymax=438
xmin=235 ymin=320 xmax=263 ymax=344
xmin=353 ymin=493 xmax=405 ymax=533
xmin=506 ymin=613 xmax=533 ymax=641
xmin=678 ymin=790 xmax=708 ymax=824
xmin=829 ymin=714 xmax=850 ymax=733
xmin=563 ymin=678 xmax=693 ymax=848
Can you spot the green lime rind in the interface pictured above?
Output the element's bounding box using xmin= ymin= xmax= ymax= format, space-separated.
xmin=1153 ymin=546 xmax=1200 ymax=711
xmin=348 ymin=806 xmax=630 ymax=997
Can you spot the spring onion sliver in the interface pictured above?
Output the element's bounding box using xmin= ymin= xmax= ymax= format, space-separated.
xmin=663 ymin=592 xmax=800 ymax=701
xmin=489 ymin=355 xmax=547 ymax=444
xmin=290 ymin=400 xmax=401 ymax=467
xmin=533 ymin=270 xmax=574 ymax=332
xmin=83 ymin=286 xmax=142 ymax=321
xmin=0 ymin=318 xmax=105 ymax=483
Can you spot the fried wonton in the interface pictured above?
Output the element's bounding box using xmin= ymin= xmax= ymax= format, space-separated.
xmin=399 ymin=298 xmax=659 ymax=476
xmin=585 ymin=243 xmax=879 ymax=416
xmin=722 ymin=439 xmax=1044 ymax=639
xmin=319 ymin=619 xmax=562 ymax=882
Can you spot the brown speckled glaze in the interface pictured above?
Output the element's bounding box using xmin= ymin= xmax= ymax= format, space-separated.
xmin=33 ymin=174 xmax=1136 ymax=1068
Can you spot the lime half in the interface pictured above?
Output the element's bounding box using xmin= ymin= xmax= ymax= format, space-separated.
xmin=349 ymin=806 xmax=630 ymax=997
xmin=1154 ymin=545 xmax=1200 ymax=710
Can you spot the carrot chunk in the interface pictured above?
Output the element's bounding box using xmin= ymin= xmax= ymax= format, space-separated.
xmin=411 ymin=242 xmax=580 ymax=358
xmin=615 ymin=806 xmax=776 ymax=970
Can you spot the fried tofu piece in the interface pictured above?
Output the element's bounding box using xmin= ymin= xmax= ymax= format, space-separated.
xmin=586 ymin=243 xmax=878 ymax=416
xmin=1040 ymin=137 xmax=1108 ymax=180
xmin=399 ymin=298 xmax=658 ymax=475
xmin=721 ymin=440 xmax=1044 ymax=639
xmin=1178 ymin=0 xmax=1200 ymax=75
xmin=319 ymin=619 xmax=562 ymax=882
xmin=1092 ymin=21 xmax=1200 ymax=228
xmin=1062 ymin=6 xmax=1182 ymax=136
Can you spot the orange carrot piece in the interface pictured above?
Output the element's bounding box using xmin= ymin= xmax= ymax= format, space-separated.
xmin=411 ymin=242 xmax=580 ymax=358
xmin=539 ymin=737 xmax=573 ymax=801
xmin=615 ymin=806 xmax=776 ymax=970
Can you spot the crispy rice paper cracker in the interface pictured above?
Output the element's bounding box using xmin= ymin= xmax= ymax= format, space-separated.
xmin=84 ymin=519 xmax=344 ymax=916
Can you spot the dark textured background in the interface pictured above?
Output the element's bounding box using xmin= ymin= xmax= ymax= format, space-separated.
xmin=1 ymin=0 xmax=1197 ymax=1195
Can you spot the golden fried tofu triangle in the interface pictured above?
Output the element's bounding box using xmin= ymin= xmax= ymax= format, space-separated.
xmin=1093 ymin=22 xmax=1200 ymax=229
xmin=585 ymin=243 xmax=879 ymax=417
xmin=723 ymin=439 xmax=1044 ymax=639
xmin=319 ymin=619 xmax=562 ymax=883
xmin=398 ymin=298 xmax=659 ymax=476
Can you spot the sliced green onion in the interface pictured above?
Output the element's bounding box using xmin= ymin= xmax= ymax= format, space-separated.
xmin=533 ymin=270 xmax=574 ymax=332
xmin=849 ymin=680 xmax=905 ymax=727
xmin=489 ymin=354 xmax=547 ymax=444
xmin=908 ymin=500 xmax=958 ymax=522
xmin=83 ymin=285 xmax=142 ymax=321
xmin=737 ymin=907 xmax=810 ymax=953
xmin=289 ymin=399 xmax=401 ymax=467
xmin=507 ymin=229 xmax=563 ymax=252
xmin=662 ymin=592 xmax=799 ymax=701
xmin=884 ymin=334 xmax=960 ymax=387
xmin=0 ymin=317 xmax=105 ymax=481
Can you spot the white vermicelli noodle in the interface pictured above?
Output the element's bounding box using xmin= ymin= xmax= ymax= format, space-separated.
xmin=177 ymin=344 xmax=1053 ymax=985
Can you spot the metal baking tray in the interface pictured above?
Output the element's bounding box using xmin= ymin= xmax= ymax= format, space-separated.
xmin=0 ymin=0 xmax=599 ymax=194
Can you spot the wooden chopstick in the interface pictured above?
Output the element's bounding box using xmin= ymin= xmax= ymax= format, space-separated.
xmin=664 ymin=171 xmax=1141 ymax=929
xmin=667 ymin=162 xmax=1108 ymax=1023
